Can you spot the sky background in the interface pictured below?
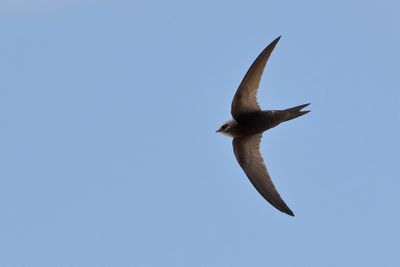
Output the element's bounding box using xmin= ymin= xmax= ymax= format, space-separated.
xmin=0 ymin=0 xmax=399 ymax=266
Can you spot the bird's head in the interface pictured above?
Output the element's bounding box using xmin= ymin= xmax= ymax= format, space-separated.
xmin=216 ymin=119 xmax=237 ymax=137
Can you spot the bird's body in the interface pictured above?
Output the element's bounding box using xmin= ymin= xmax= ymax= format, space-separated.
xmin=219 ymin=111 xmax=279 ymax=137
xmin=217 ymin=36 xmax=310 ymax=216
xmin=219 ymin=106 xmax=309 ymax=138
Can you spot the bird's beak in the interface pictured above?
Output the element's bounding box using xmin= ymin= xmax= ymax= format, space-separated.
xmin=216 ymin=128 xmax=221 ymax=133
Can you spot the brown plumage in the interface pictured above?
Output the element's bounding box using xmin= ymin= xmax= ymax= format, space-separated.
xmin=217 ymin=36 xmax=310 ymax=216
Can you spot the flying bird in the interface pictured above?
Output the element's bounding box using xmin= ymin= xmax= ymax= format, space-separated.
xmin=216 ymin=36 xmax=310 ymax=216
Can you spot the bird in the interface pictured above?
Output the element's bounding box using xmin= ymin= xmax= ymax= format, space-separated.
xmin=216 ymin=36 xmax=310 ymax=216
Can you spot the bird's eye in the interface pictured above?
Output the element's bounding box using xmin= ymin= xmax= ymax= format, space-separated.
xmin=221 ymin=124 xmax=228 ymax=130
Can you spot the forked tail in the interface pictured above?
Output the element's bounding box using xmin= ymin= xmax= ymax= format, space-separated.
xmin=282 ymin=103 xmax=311 ymax=122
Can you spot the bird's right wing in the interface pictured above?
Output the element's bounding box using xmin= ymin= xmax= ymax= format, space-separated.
xmin=232 ymin=134 xmax=294 ymax=216
xmin=231 ymin=36 xmax=281 ymax=121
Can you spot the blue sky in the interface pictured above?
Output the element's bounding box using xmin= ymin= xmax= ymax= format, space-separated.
xmin=0 ymin=0 xmax=399 ymax=266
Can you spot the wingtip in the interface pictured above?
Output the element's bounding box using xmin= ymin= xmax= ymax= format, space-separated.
xmin=283 ymin=208 xmax=295 ymax=217
xmin=275 ymin=202 xmax=295 ymax=217
xmin=263 ymin=36 xmax=281 ymax=53
xmin=273 ymin=35 xmax=281 ymax=44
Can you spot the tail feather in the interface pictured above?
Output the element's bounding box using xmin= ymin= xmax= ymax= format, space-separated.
xmin=282 ymin=103 xmax=311 ymax=122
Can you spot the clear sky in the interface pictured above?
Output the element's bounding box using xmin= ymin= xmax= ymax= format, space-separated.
xmin=1 ymin=0 xmax=399 ymax=266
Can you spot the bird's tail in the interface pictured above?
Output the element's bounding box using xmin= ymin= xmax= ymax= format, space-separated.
xmin=282 ymin=103 xmax=311 ymax=122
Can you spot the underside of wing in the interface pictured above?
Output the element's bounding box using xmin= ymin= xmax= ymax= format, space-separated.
xmin=232 ymin=134 xmax=294 ymax=216
xmin=231 ymin=36 xmax=281 ymax=121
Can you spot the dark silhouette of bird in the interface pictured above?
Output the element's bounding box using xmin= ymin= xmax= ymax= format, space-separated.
xmin=216 ymin=36 xmax=310 ymax=216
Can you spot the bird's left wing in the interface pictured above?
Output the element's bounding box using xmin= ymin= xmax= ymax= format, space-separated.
xmin=231 ymin=36 xmax=281 ymax=121
xmin=232 ymin=134 xmax=294 ymax=216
